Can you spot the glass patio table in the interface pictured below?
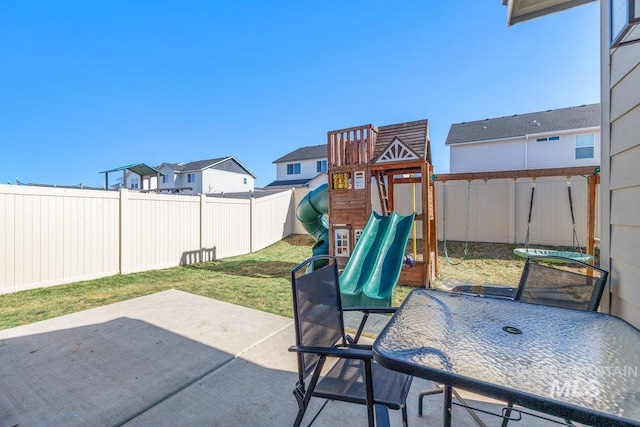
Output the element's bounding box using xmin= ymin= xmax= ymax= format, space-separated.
xmin=373 ymin=289 xmax=640 ymax=426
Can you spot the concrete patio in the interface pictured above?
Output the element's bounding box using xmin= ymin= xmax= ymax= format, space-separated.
xmin=0 ymin=290 xmax=571 ymax=426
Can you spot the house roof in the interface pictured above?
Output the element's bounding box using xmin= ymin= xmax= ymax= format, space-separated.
xmin=264 ymin=178 xmax=313 ymax=188
xmin=446 ymin=103 xmax=600 ymax=145
xmin=504 ymin=0 xmax=595 ymax=26
xmin=373 ymin=119 xmax=431 ymax=163
xmin=180 ymin=157 xmax=230 ymax=172
xmin=160 ymin=162 xmax=187 ymax=172
xmin=160 ymin=156 xmax=257 ymax=178
xmin=273 ymin=144 xmax=327 ymax=163
xmin=206 ymin=188 xmax=289 ymax=199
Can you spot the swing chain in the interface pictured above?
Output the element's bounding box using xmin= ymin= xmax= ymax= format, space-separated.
xmin=566 ymin=178 xmax=584 ymax=256
xmin=524 ymin=182 xmax=535 ymax=252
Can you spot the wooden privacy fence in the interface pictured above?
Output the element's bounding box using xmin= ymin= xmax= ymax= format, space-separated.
xmin=0 ymin=185 xmax=295 ymax=294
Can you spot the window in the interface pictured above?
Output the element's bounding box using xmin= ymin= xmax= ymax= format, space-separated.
xmin=354 ymin=229 xmax=363 ymax=246
xmin=129 ymin=177 xmax=139 ymax=189
xmin=162 ymin=175 xmax=168 ymax=184
xmin=317 ymin=160 xmax=327 ymax=173
xmin=287 ymin=163 xmax=301 ymax=175
xmin=335 ymin=229 xmax=350 ymax=257
xmin=536 ymin=136 xmax=559 ymax=142
xmin=611 ymin=0 xmax=640 ymax=46
xmin=243 ymin=178 xmax=247 ymax=184
xmin=575 ymin=134 xmax=595 ymax=159
xmin=187 ymin=173 xmax=196 ymax=183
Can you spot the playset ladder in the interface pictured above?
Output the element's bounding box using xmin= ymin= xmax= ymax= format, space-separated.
xmin=375 ymin=171 xmax=391 ymax=215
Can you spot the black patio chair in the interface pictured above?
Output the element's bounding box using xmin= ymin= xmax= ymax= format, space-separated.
xmin=514 ymin=255 xmax=608 ymax=311
xmin=289 ymin=255 xmax=413 ymax=427
xmin=420 ymin=255 xmax=609 ymax=426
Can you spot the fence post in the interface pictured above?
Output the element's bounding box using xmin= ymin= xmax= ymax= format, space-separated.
xmin=200 ymin=193 xmax=206 ymax=262
xmin=249 ymin=195 xmax=254 ymax=253
xmin=119 ymin=188 xmax=129 ymax=274
xmin=288 ymin=188 xmax=295 ymax=237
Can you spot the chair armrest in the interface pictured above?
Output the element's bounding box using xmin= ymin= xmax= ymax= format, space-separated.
xmin=343 ymin=307 xmax=398 ymax=314
xmin=288 ymin=344 xmax=372 ymax=360
xmin=347 ymin=343 xmax=372 ymax=351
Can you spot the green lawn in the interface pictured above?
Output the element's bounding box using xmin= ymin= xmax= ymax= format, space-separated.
xmin=0 ymin=235 xmax=579 ymax=331
xmin=0 ymin=235 xmax=315 ymax=330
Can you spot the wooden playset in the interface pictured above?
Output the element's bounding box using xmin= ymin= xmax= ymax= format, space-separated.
xmin=326 ymin=119 xmax=438 ymax=287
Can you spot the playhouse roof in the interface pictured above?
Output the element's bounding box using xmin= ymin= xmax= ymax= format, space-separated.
xmin=373 ymin=119 xmax=431 ymax=163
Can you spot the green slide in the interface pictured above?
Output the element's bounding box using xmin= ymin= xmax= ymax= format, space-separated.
xmin=296 ymin=184 xmax=329 ymax=257
xmin=340 ymin=211 xmax=415 ymax=307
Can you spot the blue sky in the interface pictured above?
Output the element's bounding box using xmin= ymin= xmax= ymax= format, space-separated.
xmin=0 ymin=1 xmax=600 ymax=188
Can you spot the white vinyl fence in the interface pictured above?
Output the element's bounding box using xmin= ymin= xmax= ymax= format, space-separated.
xmin=434 ymin=176 xmax=598 ymax=246
xmin=0 ymin=180 xmax=598 ymax=294
xmin=0 ymin=185 xmax=294 ymax=294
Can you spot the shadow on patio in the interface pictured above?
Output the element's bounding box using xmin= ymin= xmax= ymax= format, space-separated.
xmin=0 ymin=290 xmax=572 ymax=426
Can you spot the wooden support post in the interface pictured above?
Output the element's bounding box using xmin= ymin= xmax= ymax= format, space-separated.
xmin=422 ymin=162 xmax=430 ymax=286
xmin=429 ymin=164 xmax=438 ymax=282
xmin=388 ymin=174 xmax=395 ymax=211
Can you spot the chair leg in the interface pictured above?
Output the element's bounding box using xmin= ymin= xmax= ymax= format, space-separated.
xmin=367 ymin=402 xmax=375 ymax=427
xmin=293 ymin=404 xmax=306 ymax=427
xmin=500 ymin=401 xmax=514 ymax=427
xmin=402 ymin=403 xmax=408 ymax=427
xmin=418 ymin=383 xmax=443 ymax=416
xmin=443 ymin=385 xmax=453 ymax=427
xmin=364 ymin=360 xmax=375 ymax=427
xmin=293 ymin=385 xmax=306 ymax=427
xmin=293 ymin=357 xmax=326 ymax=427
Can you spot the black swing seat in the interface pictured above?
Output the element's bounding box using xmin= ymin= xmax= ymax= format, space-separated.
xmin=289 ymin=255 xmax=413 ymax=427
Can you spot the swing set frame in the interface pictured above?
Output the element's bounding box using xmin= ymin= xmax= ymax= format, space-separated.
xmin=433 ymin=166 xmax=600 ymax=257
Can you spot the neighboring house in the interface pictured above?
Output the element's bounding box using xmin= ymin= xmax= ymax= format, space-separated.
xmin=266 ymin=144 xmax=328 ymax=189
xmin=446 ymin=104 xmax=600 ymax=173
xmin=502 ymin=2 xmax=640 ymax=327
xmin=155 ymin=156 xmax=256 ymax=194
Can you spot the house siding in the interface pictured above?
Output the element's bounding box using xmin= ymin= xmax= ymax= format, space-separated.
xmin=450 ymin=139 xmax=525 ymax=172
xmin=450 ymin=130 xmax=599 ymax=173
xmin=526 ymin=132 xmax=600 ymax=169
xmin=157 ymin=165 xmax=178 ymax=190
xmin=174 ymin=171 xmax=201 ymax=193
xmin=202 ymin=168 xmax=254 ymax=194
xmin=603 ymin=0 xmax=640 ymax=328
xmin=275 ymin=158 xmax=324 ymax=181
xmin=213 ymin=158 xmax=249 ymax=175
